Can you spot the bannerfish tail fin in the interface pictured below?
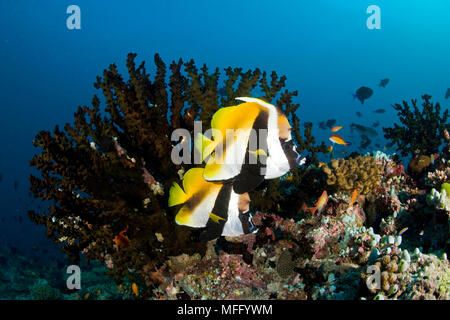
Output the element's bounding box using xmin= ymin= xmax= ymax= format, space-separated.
xmin=194 ymin=133 xmax=216 ymax=162
xmin=168 ymin=182 xmax=188 ymax=207
xmin=173 ymin=168 xmax=224 ymax=227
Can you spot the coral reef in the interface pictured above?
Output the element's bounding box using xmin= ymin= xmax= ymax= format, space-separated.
xmin=383 ymin=94 xmax=449 ymax=157
xmin=361 ymin=249 xmax=449 ymax=300
xmin=426 ymin=188 xmax=450 ymax=212
xmin=30 ymin=279 xmax=61 ymax=300
xmin=408 ymin=155 xmax=431 ymax=175
xmin=426 ymin=168 xmax=450 ymax=188
xmin=17 ymin=149 xmax=449 ymax=300
xmin=321 ymin=155 xmax=382 ymax=195
xmin=22 ymin=52 xmax=449 ymax=301
xmin=27 ymin=53 xmax=325 ymax=296
xmin=144 ymin=149 xmax=448 ymax=300
xmin=0 ymin=244 xmax=122 ymax=300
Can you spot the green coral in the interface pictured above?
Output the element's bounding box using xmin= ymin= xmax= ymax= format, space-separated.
xmin=426 ymin=188 xmax=450 ymax=211
xmin=383 ymin=94 xmax=450 ymax=157
xmin=441 ymin=183 xmax=450 ymax=196
xmin=321 ymin=156 xmax=382 ymax=195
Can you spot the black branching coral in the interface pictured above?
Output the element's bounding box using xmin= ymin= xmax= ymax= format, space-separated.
xmin=27 ymin=53 xmax=325 ymax=292
xmin=383 ymin=94 xmax=450 ymax=157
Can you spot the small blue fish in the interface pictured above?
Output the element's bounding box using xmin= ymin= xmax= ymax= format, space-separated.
xmin=419 ymin=230 xmax=424 ymax=236
xmin=398 ymin=227 xmax=408 ymax=236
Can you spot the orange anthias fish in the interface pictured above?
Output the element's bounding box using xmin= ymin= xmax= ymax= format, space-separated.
xmin=329 ymin=134 xmax=349 ymax=147
xmin=349 ymin=189 xmax=358 ymax=207
xmin=132 ymin=283 xmax=139 ymax=297
xmin=307 ymin=190 xmax=328 ymax=215
xmin=113 ymin=227 xmax=130 ymax=247
xmin=327 ymin=145 xmax=333 ymax=153
xmin=331 ymin=126 xmax=343 ymax=132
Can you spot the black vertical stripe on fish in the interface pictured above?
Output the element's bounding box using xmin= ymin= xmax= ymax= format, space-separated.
xmin=233 ymin=110 xmax=268 ymax=194
xmin=184 ymin=188 xmax=209 ymax=212
xmin=199 ymin=183 xmax=232 ymax=242
xmin=281 ymin=139 xmax=299 ymax=169
xmin=233 ymin=153 xmax=266 ymax=194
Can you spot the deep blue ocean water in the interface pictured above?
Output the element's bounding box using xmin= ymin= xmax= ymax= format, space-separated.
xmin=0 ymin=0 xmax=449 ymax=257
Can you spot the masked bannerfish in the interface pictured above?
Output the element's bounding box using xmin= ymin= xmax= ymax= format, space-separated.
xmin=168 ymin=168 xmax=257 ymax=241
xmin=195 ymin=97 xmax=305 ymax=194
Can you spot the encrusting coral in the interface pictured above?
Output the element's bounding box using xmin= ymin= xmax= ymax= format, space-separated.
xmin=321 ymin=155 xmax=382 ymax=195
xmin=408 ymin=155 xmax=431 ymax=175
xmin=27 ymin=53 xmax=325 ymax=295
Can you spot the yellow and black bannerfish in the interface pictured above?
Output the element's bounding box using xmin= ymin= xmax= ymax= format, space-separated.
xmin=168 ymin=168 xmax=255 ymax=241
xmin=194 ymin=97 xmax=304 ymax=194
xmin=169 ymin=168 xmax=222 ymax=227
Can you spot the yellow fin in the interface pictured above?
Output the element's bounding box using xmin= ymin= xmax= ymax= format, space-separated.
xmin=168 ymin=182 xmax=188 ymax=207
xmin=173 ymin=168 xmax=223 ymax=227
xmin=210 ymin=102 xmax=261 ymax=136
xmin=194 ymin=133 xmax=216 ymax=162
xmin=209 ymin=212 xmax=225 ymax=223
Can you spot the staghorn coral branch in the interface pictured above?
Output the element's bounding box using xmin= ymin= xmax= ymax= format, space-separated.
xmin=383 ymin=95 xmax=449 ymax=157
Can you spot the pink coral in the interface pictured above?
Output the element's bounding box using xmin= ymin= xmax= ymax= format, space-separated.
xmin=306 ymin=220 xmax=345 ymax=259
xmin=239 ymin=233 xmax=256 ymax=254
